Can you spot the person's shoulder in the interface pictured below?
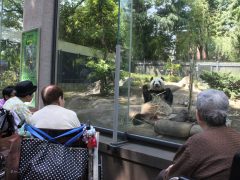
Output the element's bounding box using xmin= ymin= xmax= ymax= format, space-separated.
xmin=0 ymin=98 xmax=5 ymax=107
xmin=2 ymin=97 xmax=15 ymax=109
xmin=185 ymin=131 xmax=206 ymax=146
xmin=4 ymin=96 xmax=21 ymax=104
xmin=32 ymin=107 xmax=44 ymax=115
xmin=58 ymin=106 xmax=77 ymax=115
xmin=226 ymin=127 xmax=240 ymax=138
xmin=187 ymin=127 xmax=240 ymax=144
xmin=32 ymin=105 xmax=51 ymax=116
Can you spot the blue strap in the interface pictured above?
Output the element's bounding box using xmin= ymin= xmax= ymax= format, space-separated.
xmin=25 ymin=124 xmax=86 ymax=146
xmin=54 ymin=125 xmax=85 ymax=139
xmin=25 ymin=124 xmax=45 ymax=141
xmin=25 ymin=124 xmax=58 ymax=143
xmin=64 ymin=128 xmax=85 ymax=146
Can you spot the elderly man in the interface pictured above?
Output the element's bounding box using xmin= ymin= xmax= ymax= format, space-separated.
xmin=30 ymin=85 xmax=80 ymax=129
xmin=157 ymin=89 xmax=240 ymax=180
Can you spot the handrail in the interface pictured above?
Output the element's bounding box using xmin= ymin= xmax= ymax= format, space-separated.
xmin=94 ymin=126 xmax=182 ymax=150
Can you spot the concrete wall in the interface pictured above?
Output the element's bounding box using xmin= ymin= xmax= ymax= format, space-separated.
xmin=99 ymin=135 xmax=176 ymax=180
xmin=23 ymin=0 xmax=55 ymax=108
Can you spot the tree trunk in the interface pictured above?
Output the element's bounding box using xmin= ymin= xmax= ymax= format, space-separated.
xmin=199 ymin=45 xmax=203 ymax=60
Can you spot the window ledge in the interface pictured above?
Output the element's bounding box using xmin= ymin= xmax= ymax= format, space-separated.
xmin=99 ymin=135 xmax=177 ymax=169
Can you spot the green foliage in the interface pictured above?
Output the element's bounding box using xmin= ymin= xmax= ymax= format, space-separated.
xmin=59 ymin=0 xmax=118 ymax=53
xmin=86 ymin=58 xmax=114 ymax=95
xmin=0 ymin=40 xmax=21 ymax=72
xmin=0 ymin=70 xmax=19 ymax=88
xmin=164 ymin=75 xmax=181 ymax=82
xmin=120 ymin=71 xmax=153 ymax=86
xmin=2 ymin=0 xmax=23 ymax=30
xmin=130 ymin=73 xmax=153 ymax=86
xmin=58 ymin=0 xmax=240 ymax=65
xmin=200 ymin=71 xmax=240 ymax=98
xmin=164 ymin=60 xmax=181 ymax=76
xmin=0 ymin=40 xmax=21 ymax=89
xmin=0 ymin=1 xmax=22 ymax=89
xmin=120 ymin=71 xmax=181 ymax=86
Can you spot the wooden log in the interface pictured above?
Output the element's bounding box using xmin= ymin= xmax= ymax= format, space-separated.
xmin=154 ymin=120 xmax=193 ymax=138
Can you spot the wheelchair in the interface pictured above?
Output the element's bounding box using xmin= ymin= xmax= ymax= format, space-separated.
xmin=0 ymin=111 xmax=99 ymax=180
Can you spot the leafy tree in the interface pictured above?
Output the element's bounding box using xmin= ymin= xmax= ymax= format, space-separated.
xmin=58 ymin=0 xmax=240 ymax=65
xmin=86 ymin=58 xmax=114 ymax=95
xmin=0 ymin=0 xmax=23 ymax=88
xmin=59 ymin=0 xmax=118 ymax=54
xmin=2 ymin=0 xmax=23 ymax=30
xmin=154 ymin=0 xmax=190 ymax=61
xmin=1 ymin=40 xmax=20 ymax=72
xmin=200 ymin=71 xmax=240 ymax=98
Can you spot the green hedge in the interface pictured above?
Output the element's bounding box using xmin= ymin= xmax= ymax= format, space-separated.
xmin=200 ymin=71 xmax=240 ymax=98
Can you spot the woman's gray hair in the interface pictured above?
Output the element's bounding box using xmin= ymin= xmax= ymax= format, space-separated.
xmin=196 ymin=89 xmax=229 ymax=127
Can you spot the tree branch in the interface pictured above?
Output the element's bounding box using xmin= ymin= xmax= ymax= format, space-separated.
xmin=5 ymin=0 xmax=23 ymax=15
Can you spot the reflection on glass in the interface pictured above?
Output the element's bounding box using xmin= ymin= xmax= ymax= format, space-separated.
xmin=0 ymin=0 xmax=23 ymax=92
xmin=57 ymin=0 xmax=119 ymax=129
xmin=57 ymin=0 xmax=240 ymax=143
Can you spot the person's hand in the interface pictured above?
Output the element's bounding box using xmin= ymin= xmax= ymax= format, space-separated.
xmin=29 ymin=108 xmax=38 ymax=113
xmin=155 ymin=164 xmax=174 ymax=180
xmin=165 ymin=164 xmax=173 ymax=174
xmin=163 ymin=164 xmax=174 ymax=180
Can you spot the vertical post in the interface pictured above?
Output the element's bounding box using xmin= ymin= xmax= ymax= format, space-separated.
xmin=113 ymin=0 xmax=121 ymax=144
xmin=0 ymin=0 xmax=2 ymax=43
xmin=51 ymin=0 xmax=59 ymax=84
xmin=113 ymin=44 xmax=121 ymax=143
xmin=144 ymin=59 xmax=146 ymax=73
xmin=127 ymin=0 xmax=133 ymax=126
xmin=188 ymin=59 xmax=193 ymax=114
xmin=188 ymin=46 xmax=195 ymax=118
xmin=217 ymin=60 xmax=219 ymax=72
xmin=196 ymin=63 xmax=199 ymax=81
xmin=0 ymin=0 xmax=2 ymax=87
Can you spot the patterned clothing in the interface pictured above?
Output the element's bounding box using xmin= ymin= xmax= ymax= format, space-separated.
xmin=0 ymin=98 xmax=6 ymax=109
xmin=3 ymin=96 xmax=32 ymax=124
xmin=162 ymin=126 xmax=240 ymax=180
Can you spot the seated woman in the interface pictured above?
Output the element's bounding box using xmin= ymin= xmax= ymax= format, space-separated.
xmin=30 ymin=85 xmax=80 ymax=129
xmin=0 ymin=86 xmax=16 ymax=109
xmin=3 ymin=81 xmax=37 ymax=126
xmin=157 ymin=89 xmax=240 ymax=180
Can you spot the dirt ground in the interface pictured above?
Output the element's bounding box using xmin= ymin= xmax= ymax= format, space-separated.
xmin=64 ymin=79 xmax=240 ymax=144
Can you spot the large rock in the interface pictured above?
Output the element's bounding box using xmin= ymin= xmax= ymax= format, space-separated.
xmin=189 ymin=124 xmax=203 ymax=136
xmin=154 ymin=120 xmax=193 ymax=138
xmin=169 ymin=109 xmax=188 ymax=122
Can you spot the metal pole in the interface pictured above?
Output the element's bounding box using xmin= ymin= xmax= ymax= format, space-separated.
xmin=0 ymin=0 xmax=2 ymax=86
xmin=127 ymin=0 xmax=133 ymax=126
xmin=113 ymin=0 xmax=121 ymax=143
xmin=0 ymin=0 xmax=2 ymax=44
xmin=51 ymin=0 xmax=59 ymax=84
xmin=113 ymin=44 xmax=121 ymax=143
